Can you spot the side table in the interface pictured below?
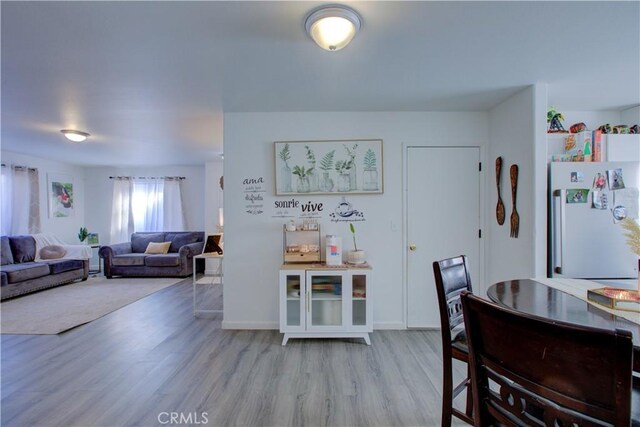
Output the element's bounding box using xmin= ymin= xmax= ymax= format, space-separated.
xmin=89 ymin=245 xmax=102 ymax=275
xmin=192 ymin=253 xmax=224 ymax=316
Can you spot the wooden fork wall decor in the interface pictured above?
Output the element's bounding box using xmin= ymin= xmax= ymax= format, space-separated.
xmin=509 ymin=164 xmax=520 ymax=238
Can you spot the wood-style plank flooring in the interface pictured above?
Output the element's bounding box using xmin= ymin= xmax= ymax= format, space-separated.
xmin=1 ymin=277 xmax=469 ymax=427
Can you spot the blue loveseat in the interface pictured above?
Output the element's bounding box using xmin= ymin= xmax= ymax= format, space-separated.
xmin=1 ymin=235 xmax=89 ymax=300
xmin=99 ymin=232 xmax=205 ymax=278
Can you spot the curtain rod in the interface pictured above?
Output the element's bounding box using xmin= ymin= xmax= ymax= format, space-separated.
xmin=1 ymin=163 xmax=38 ymax=171
xmin=109 ymin=176 xmax=186 ymax=180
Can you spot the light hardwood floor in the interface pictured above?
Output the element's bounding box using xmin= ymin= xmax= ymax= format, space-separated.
xmin=1 ymin=277 xmax=469 ymax=427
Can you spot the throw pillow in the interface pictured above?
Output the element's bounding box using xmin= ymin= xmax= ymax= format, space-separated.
xmin=144 ymin=241 xmax=171 ymax=254
xmin=40 ymin=245 xmax=67 ymax=260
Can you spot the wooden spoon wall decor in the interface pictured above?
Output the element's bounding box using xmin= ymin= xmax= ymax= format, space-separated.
xmin=495 ymin=157 xmax=505 ymax=225
xmin=509 ymin=164 xmax=520 ymax=238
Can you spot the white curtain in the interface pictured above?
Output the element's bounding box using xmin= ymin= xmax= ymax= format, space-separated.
xmin=110 ymin=178 xmax=134 ymax=244
xmin=132 ymin=179 xmax=164 ymax=232
xmin=163 ymin=178 xmax=186 ymax=231
xmin=1 ymin=165 xmax=40 ymax=235
xmin=1 ymin=165 xmax=13 ymax=235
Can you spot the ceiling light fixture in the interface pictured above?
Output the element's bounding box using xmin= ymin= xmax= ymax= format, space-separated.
xmin=60 ymin=129 xmax=90 ymax=143
xmin=305 ymin=5 xmax=361 ymax=51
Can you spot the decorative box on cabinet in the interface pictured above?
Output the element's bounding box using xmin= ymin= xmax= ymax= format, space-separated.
xmin=283 ymin=226 xmax=321 ymax=263
xmin=279 ymin=264 xmax=372 ymax=345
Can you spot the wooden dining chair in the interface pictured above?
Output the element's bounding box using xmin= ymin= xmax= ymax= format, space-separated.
xmin=460 ymin=292 xmax=634 ymax=427
xmin=432 ymin=255 xmax=474 ymax=426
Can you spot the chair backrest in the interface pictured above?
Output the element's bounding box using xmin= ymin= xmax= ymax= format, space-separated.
xmin=433 ymin=255 xmax=473 ymax=338
xmin=460 ymin=292 xmax=633 ymax=427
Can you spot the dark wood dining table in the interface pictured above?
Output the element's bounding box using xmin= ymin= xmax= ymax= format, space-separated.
xmin=487 ymin=279 xmax=640 ymax=373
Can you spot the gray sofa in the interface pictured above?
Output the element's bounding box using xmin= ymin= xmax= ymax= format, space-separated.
xmin=1 ymin=235 xmax=89 ymax=301
xmin=99 ymin=232 xmax=205 ymax=278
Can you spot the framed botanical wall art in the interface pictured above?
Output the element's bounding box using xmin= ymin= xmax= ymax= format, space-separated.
xmin=48 ymin=173 xmax=74 ymax=218
xmin=274 ymin=139 xmax=383 ymax=196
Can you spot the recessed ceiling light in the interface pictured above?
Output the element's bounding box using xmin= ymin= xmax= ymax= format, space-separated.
xmin=305 ymin=5 xmax=361 ymax=51
xmin=60 ymin=129 xmax=90 ymax=143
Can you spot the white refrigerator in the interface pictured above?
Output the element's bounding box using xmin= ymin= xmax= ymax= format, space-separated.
xmin=549 ymin=161 xmax=639 ymax=279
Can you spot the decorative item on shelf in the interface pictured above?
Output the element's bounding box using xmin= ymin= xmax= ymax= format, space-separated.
xmin=597 ymin=123 xmax=612 ymax=134
xmin=86 ymin=233 xmax=99 ymax=245
xmin=286 ymin=219 xmax=296 ymax=232
xmin=630 ymin=124 xmax=639 ymax=134
xmin=347 ymin=223 xmax=366 ymax=264
xmin=547 ymin=107 xmax=567 ymax=133
xmin=495 ymin=157 xmax=505 ymax=225
xmin=78 ymin=227 xmax=88 ymax=243
xmin=612 ymin=124 xmax=630 ymax=134
xmin=325 ymin=235 xmax=343 ymax=266
xmin=569 ymin=122 xmax=587 ymax=133
xmin=283 ymin=223 xmax=321 ymax=263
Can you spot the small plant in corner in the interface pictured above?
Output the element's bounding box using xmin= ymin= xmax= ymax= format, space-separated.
xmin=347 ymin=223 xmax=366 ymax=264
xmin=78 ymin=227 xmax=89 ymax=243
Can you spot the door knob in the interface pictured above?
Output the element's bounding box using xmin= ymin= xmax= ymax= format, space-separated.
xmin=409 ymin=244 xmax=417 ymax=251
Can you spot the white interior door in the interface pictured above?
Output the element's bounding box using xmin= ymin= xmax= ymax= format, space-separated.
xmin=407 ymin=146 xmax=481 ymax=328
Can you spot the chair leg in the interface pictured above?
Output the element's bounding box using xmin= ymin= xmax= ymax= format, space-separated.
xmin=441 ymin=358 xmax=453 ymax=427
xmin=465 ymin=364 xmax=473 ymax=418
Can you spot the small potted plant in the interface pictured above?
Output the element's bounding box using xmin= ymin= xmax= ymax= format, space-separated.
xmin=347 ymin=223 xmax=366 ymax=264
xmin=78 ymin=226 xmax=89 ymax=243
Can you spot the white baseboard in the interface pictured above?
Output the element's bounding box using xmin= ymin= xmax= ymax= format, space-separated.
xmin=373 ymin=321 xmax=406 ymax=330
xmin=222 ymin=320 xmax=279 ymax=330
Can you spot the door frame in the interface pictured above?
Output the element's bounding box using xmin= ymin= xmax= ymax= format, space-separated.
xmin=402 ymin=143 xmax=487 ymax=328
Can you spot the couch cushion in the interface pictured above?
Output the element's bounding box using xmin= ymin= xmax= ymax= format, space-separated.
xmin=1 ymin=236 xmax=14 ymax=265
xmin=166 ymin=232 xmax=201 ymax=253
xmin=111 ymin=254 xmax=147 ymax=266
xmin=46 ymin=259 xmax=84 ymax=275
xmin=40 ymin=245 xmax=67 ymax=260
xmin=144 ymin=242 xmax=171 ymax=254
xmin=1 ymin=272 xmax=7 ymax=287
xmin=8 ymin=235 xmax=36 ymax=263
xmin=144 ymin=254 xmax=180 ymax=267
xmin=1 ymin=262 xmax=50 ymax=283
xmin=131 ymin=233 xmax=165 ymax=253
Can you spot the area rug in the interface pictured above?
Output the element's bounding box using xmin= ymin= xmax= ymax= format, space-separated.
xmin=0 ymin=276 xmax=183 ymax=335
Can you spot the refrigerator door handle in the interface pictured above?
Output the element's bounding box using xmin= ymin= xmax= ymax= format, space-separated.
xmin=552 ymin=189 xmax=565 ymax=275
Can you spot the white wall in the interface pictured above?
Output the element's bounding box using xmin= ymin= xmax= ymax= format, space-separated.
xmin=83 ymin=165 xmax=205 ymax=244
xmin=487 ymin=85 xmax=546 ymax=285
xmin=223 ymin=112 xmax=491 ymax=330
xmin=1 ymin=150 xmax=86 ymax=243
xmin=621 ymin=106 xmax=640 ymax=125
xmin=204 ymin=160 xmax=224 ymax=273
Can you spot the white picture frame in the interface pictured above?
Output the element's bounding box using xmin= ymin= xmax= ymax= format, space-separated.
xmin=48 ymin=173 xmax=74 ymax=218
xmin=274 ymin=139 xmax=383 ymax=196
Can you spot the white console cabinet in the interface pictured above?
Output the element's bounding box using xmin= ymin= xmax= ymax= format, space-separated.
xmin=279 ymin=264 xmax=372 ymax=345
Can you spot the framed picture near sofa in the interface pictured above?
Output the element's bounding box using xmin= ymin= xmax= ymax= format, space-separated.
xmin=274 ymin=139 xmax=383 ymax=196
xmin=48 ymin=173 xmax=74 ymax=218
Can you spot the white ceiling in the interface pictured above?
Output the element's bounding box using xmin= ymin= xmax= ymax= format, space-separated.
xmin=2 ymin=1 xmax=639 ymax=166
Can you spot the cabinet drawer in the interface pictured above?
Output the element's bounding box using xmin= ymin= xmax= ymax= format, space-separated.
xmin=284 ymin=252 xmax=320 ymax=263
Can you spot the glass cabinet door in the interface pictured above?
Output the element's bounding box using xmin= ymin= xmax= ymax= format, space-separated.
xmin=308 ymin=272 xmax=343 ymax=329
xmin=284 ymin=273 xmax=303 ymax=328
xmin=352 ymin=274 xmax=368 ymax=327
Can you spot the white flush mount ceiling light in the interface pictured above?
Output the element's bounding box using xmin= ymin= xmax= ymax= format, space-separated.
xmin=60 ymin=129 xmax=90 ymax=143
xmin=305 ymin=5 xmax=361 ymax=51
